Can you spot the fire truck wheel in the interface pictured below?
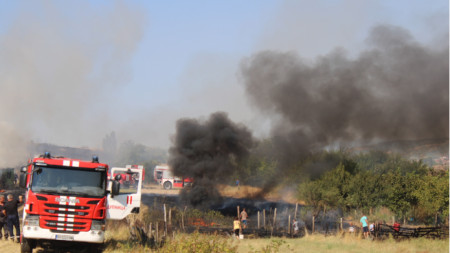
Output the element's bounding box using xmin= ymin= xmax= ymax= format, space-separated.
xmin=20 ymin=238 xmax=34 ymax=253
xmin=163 ymin=181 xmax=172 ymax=190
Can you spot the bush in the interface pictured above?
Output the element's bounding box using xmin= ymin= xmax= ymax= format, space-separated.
xmin=159 ymin=232 xmax=237 ymax=253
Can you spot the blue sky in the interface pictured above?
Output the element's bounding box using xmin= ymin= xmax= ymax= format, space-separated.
xmin=0 ymin=0 xmax=447 ymax=159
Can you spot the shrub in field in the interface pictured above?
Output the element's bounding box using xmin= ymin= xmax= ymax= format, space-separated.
xmin=159 ymin=232 xmax=237 ymax=253
xmin=185 ymin=208 xmax=233 ymax=227
xmin=248 ymin=239 xmax=286 ymax=253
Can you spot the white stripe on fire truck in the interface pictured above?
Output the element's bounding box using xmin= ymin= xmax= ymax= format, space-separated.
xmin=68 ymin=196 xmax=77 ymax=231
xmin=58 ymin=196 xmax=67 ymax=230
xmin=72 ymin=161 xmax=79 ymax=167
xmin=57 ymin=216 xmax=65 ymax=228
xmin=63 ymin=160 xmax=70 ymax=166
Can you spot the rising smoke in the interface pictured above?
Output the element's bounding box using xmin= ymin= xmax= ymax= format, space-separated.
xmin=168 ymin=112 xmax=255 ymax=207
xmin=240 ymin=24 xmax=448 ymax=174
xmin=0 ymin=2 xmax=145 ymax=167
xmin=168 ymin=25 xmax=448 ymax=204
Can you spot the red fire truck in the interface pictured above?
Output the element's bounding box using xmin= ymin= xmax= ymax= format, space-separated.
xmin=153 ymin=164 xmax=192 ymax=190
xmin=19 ymin=152 xmax=143 ymax=253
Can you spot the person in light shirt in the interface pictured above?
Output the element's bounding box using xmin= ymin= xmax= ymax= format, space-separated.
xmin=240 ymin=208 xmax=248 ymax=229
xmin=348 ymin=222 xmax=355 ymax=233
xmin=360 ymin=214 xmax=369 ymax=239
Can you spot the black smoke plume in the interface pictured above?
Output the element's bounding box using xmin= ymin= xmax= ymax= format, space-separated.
xmin=168 ymin=112 xmax=255 ymax=207
xmin=240 ymin=25 xmax=448 ymax=191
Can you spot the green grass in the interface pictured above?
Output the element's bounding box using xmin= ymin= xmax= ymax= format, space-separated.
xmin=103 ymin=204 xmax=448 ymax=253
xmin=103 ymin=223 xmax=449 ymax=253
xmin=236 ymin=233 xmax=449 ymax=253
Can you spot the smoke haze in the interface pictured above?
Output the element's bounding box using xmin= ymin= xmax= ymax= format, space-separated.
xmin=240 ymin=24 xmax=448 ymax=172
xmin=0 ymin=2 xmax=145 ymax=167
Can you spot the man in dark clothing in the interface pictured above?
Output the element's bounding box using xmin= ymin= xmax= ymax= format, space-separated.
xmin=0 ymin=195 xmax=9 ymax=240
xmin=5 ymin=194 xmax=22 ymax=243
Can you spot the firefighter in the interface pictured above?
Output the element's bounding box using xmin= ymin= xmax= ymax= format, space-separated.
xmin=0 ymin=195 xmax=9 ymax=240
xmin=5 ymin=194 xmax=22 ymax=242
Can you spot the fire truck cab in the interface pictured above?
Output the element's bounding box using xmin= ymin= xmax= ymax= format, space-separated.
xmin=153 ymin=164 xmax=192 ymax=190
xmin=19 ymin=153 xmax=143 ymax=253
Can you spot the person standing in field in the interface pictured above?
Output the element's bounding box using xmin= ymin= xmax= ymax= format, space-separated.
xmin=240 ymin=208 xmax=248 ymax=229
xmin=0 ymin=195 xmax=9 ymax=240
xmin=292 ymin=219 xmax=299 ymax=236
xmin=348 ymin=222 xmax=355 ymax=233
xmin=360 ymin=214 xmax=369 ymax=239
xmin=233 ymin=217 xmax=241 ymax=239
xmin=5 ymin=194 xmax=22 ymax=243
xmin=369 ymin=223 xmax=375 ymax=235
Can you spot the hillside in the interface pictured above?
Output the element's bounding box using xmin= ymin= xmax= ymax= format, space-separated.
xmin=353 ymin=138 xmax=448 ymax=169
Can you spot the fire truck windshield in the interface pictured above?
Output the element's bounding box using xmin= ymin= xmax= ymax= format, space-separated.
xmin=31 ymin=166 xmax=106 ymax=197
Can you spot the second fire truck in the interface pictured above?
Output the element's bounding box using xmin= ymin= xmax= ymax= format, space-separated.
xmin=153 ymin=164 xmax=192 ymax=190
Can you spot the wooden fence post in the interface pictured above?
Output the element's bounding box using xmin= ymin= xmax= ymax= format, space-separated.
xmin=181 ymin=210 xmax=184 ymax=231
xmin=258 ymin=211 xmax=260 ymax=229
xmin=156 ymin=221 xmax=159 ymax=244
xmin=271 ymin=208 xmax=277 ymax=236
xmin=182 ymin=206 xmax=187 ymax=231
xmin=149 ymin=222 xmax=152 ymax=239
xmin=263 ymin=209 xmax=266 ymax=230
xmin=295 ymin=203 xmax=298 ymax=219
xmin=164 ymin=204 xmax=167 ymax=236
xmin=312 ymin=216 xmax=315 ymax=233
xmin=288 ymin=215 xmax=291 ymax=235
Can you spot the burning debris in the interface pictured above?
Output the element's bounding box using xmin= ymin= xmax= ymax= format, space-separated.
xmin=168 ymin=112 xmax=256 ymax=207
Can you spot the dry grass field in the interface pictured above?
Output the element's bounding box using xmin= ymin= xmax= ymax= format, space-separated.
xmin=235 ymin=233 xmax=449 ymax=253
xmin=142 ymin=183 xmax=300 ymax=204
xmin=2 ymin=187 xmax=447 ymax=252
xmin=1 ymin=232 xmax=448 ymax=253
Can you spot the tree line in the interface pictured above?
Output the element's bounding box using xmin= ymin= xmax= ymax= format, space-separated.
xmin=103 ymin=133 xmax=448 ymax=225
xmin=235 ymin=146 xmax=448 ymax=225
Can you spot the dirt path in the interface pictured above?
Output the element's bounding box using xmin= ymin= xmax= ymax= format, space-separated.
xmin=141 ymin=184 xmax=180 ymax=195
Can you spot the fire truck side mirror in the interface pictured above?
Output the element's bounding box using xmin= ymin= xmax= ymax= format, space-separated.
xmin=111 ymin=180 xmax=120 ymax=196
xmin=19 ymin=167 xmax=27 ymax=188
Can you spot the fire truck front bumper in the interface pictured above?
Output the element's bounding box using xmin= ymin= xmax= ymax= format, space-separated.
xmin=23 ymin=226 xmax=105 ymax=243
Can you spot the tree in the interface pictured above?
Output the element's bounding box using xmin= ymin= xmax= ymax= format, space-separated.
xmin=319 ymin=163 xmax=352 ymax=210
xmin=347 ymin=170 xmax=384 ymax=213
xmin=0 ymin=168 xmax=15 ymax=190
xmin=383 ymin=170 xmax=420 ymax=221
xmin=413 ymin=171 xmax=449 ymax=224
xmin=297 ymin=180 xmax=324 ymax=216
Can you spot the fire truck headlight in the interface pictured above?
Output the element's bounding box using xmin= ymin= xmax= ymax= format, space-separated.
xmin=25 ymin=215 xmax=39 ymax=227
xmin=91 ymin=220 xmax=105 ymax=231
